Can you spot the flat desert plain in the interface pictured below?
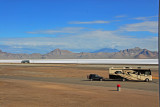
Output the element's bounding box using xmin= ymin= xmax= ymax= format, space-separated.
xmin=0 ymin=63 xmax=158 ymax=107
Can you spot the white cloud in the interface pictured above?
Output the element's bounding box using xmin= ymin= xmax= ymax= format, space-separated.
xmin=119 ymin=21 xmax=158 ymax=33
xmin=69 ymin=20 xmax=110 ymax=24
xmin=1 ymin=30 xmax=158 ymax=52
xmin=2 ymin=20 xmax=158 ymax=53
xmin=27 ymin=27 xmax=85 ymax=34
xmin=133 ymin=16 xmax=158 ymax=21
xmin=115 ymin=15 xmax=127 ymax=18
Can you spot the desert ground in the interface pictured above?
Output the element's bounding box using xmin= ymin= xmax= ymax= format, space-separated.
xmin=0 ymin=63 xmax=158 ymax=107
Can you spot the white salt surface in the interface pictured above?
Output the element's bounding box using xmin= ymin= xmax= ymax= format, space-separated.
xmin=0 ymin=59 xmax=158 ymax=64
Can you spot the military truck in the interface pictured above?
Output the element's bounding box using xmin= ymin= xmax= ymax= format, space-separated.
xmin=109 ymin=67 xmax=152 ymax=82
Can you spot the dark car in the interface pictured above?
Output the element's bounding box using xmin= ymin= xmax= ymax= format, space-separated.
xmin=87 ymin=74 xmax=104 ymax=81
xmin=21 ymin=60 xmax=30 ymax=63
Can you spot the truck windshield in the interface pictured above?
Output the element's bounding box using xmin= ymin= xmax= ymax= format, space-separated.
xmin=145 ymin=70 xmax=151 ymax=75
xmin=95 ymin=75 xmax=100 ymax=77
xmin=134 ymin=70 xmax=151 ymax=75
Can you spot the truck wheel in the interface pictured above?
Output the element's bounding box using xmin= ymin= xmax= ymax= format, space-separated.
xmin=145 ymin=78 xmax=149 ymax=82
xmin=122 ymin=78 xmax=126 ymax=81
xmin=100 ymin=78 xmax=103 ymax=81
xmin=90 ymin=79 xmax=93 ymax=81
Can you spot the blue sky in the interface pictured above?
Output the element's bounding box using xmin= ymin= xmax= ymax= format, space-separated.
xmin=0 ymin=0 xmax=159 ymax=54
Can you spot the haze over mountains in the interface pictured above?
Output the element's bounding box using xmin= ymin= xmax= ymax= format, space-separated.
xmin=0 ymin=47 xmax=158 ymax=59
xmin=92 ymin=48 xmax=119 ymax=53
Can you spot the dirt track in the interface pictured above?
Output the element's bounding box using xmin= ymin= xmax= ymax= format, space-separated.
xmin=0 ymin=63 xmax=158 ymax=107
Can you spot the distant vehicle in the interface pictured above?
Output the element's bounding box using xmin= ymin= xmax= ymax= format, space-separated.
xmin=109 ymin=67 xmax=152 ymax=82
xmin=87 ymin=74 xmax=104 ymax=81
xmin=21 ymin=60 xmax=30 ymax=63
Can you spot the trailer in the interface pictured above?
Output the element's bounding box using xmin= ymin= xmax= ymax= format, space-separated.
xmin=109 ymin=67 xmax=152 ymax=82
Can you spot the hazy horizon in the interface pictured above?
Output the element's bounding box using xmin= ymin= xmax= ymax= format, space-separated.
xmin=0 ymin=0 xmax=158 ymax=54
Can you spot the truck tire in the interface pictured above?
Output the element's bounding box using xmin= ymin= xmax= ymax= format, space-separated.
xmin=145 ymin=78 xmax=149 ymax=82
xmin=122 ymin=78 xmax=126 ymax=81
xmin=100 ymin=78 xmax=103 ymax=81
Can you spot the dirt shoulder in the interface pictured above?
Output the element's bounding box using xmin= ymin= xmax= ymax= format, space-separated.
xmin=0 ymin=63 xmax=158 ymax=107
xmin=0 ymin=79 xmax=158 ymax=107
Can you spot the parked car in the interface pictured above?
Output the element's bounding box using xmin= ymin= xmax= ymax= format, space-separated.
xmin=87 ymin=74 xmax=104 ymax=81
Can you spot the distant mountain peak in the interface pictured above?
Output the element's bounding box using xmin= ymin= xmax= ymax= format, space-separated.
xmin=52 ymin=48 xmax=61 ymax=52
xmin=92 ymin=48 xmax=119 ymax=53
xmin=120 ymin=47 xmax=142 ymax=53
xmin=51 ymin=48 xmax=61 ymax=51
xmin=133 ymin=47 xmax=141 ymax=50
xmin=49 ymin=48 xmax=72 ymax=55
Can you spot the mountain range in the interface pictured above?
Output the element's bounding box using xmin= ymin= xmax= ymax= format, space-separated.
xmin=0 ymin=47 xmax=158 ymax=59
xmin=92 ymin=48 xmax=119 ymax=53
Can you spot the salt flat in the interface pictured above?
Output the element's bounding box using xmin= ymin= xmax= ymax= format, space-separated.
xmin=0 ymin=59 xmax=158 ymax=64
